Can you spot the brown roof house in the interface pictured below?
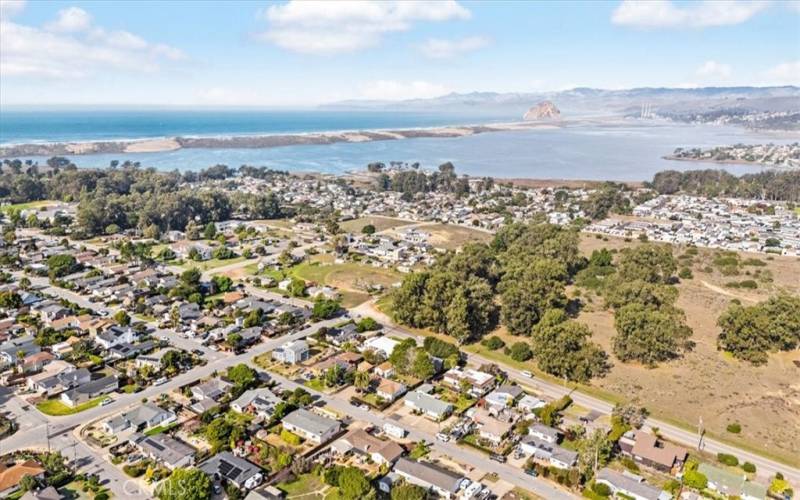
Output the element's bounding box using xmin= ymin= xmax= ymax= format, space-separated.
xmin=0 ymin=460 xmax=46 ymax=497
xmin=620 ymin=430 xmax=688 ymax=473
xmin=332 ymin=429 xmax=404 ymax=465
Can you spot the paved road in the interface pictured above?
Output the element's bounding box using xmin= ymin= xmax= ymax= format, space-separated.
xmin=375 ymin=323 xmax=800 ymax=484
xmin=258 ymin=363 xmax=576 ymax=499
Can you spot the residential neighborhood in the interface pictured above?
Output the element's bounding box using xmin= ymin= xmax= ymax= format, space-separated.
xmin=0 ymin=169 xmax=796 ymax=500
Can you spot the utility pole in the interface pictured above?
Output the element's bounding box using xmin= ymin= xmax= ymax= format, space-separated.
xmin=697 ymin=416 xmax=705 ymax=451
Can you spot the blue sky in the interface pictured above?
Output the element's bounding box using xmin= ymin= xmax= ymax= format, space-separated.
xmin=0 ymin=0 xmax=798 ymax=106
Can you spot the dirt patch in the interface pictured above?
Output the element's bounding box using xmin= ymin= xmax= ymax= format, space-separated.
xmin=340 ymin=216 xmax=415 ymax=234
xmin=419 ymin=223 xmax=493 ymax=250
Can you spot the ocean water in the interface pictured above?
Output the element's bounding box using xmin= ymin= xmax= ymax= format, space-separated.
xmin=1 ymin=110 xmax=796 ymax=181
xmin=0 ymin=109 xmax=511 ymax=144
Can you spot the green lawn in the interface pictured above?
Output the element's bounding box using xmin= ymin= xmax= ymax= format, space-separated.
xmin=277 ymin=473 xmax=326 ymax=497
xmin=304 ymin=378 xmax=327 ymax=392
xmin=144 ymin=421 xmax=179 ymax=436
xmin=1 ymin=200 xmax=56 ymax=213
xmin=37 ymin=396 xmax=105 ymax=416
xmin=182 ymin=256 xmax=247 ymax=271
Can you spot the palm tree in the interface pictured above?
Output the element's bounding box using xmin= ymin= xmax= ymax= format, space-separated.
xmin=354 ymin=371 xmax=371 ymax=392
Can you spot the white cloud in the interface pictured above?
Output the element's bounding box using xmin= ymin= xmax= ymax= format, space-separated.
xmin=45 ymin=6 xmax=92 ymax=32
xmin=0 ymin=3 xmax=185 ymax=78
xmin=763 ymin=61 xmax=800 ymax=85
xmin=359 ymin=80 xmax=451 ymax=100
xmin=696 ymin=60 xmax=732 ymax=79
xmin=418 ymin=36 xmax=489 ymax=59
xmin=611 ymin=0 xmax=768 ymax=28
xmin=0 ymin=0 xmax=26 ymax=19
xmin=259 ymin=0 xmax=471 ymax=54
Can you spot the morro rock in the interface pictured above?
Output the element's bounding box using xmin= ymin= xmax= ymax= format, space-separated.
xmin=523 ymin=100 xmax=561 ymax=121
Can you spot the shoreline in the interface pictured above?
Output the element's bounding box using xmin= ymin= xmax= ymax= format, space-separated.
xmin=0 ymin=120 xmax=562 ymax=157
xmin=663 ymin=155 xmax=798 ymax=170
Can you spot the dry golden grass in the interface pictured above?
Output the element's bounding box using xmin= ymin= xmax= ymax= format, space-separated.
xmin=420 ymin=223 xmax=493 ymax=250
xmin=577 ymin=234 xmax=800 ymax=465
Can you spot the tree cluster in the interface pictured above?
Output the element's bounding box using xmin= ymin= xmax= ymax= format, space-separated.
xmin=717 ymin=293 xmax=800 ymax=364
xmin=648 ymin=169 xmax=800 ymax=202
xmin=602 ymin=244 xmax=693 ymax=366
xmin=376 ymin=162 xmax=470 ymax=198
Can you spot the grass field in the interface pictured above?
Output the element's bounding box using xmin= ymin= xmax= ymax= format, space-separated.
xmin=414 ymin=223 xmax=492 ymax=250
xmin=266 ymin=260 xmax=403 ymax=307
xmin=339 ymin=215 xmax=415 ymax=233
xmin=0 ymin=200 xmax=57 ymax=213
xmin=37 ymin=396 xmax=104 ymax=416
xmin=577 ymin=233 xmax=800 ymax=466
xmin=181 ymin=255 xmax=247 ymax=271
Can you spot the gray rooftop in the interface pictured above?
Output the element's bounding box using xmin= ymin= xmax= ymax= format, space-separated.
xmin=395 ymin=457 xmax=463 ymax=493
xmin=283 ymin=408 xmax=339 ymax=437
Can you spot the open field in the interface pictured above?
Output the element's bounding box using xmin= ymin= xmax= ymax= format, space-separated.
xmin=339 ymin=215 xmax=415 ymax=233
xmin=375 ymin=234 xmax=800 ymax=466
xmin=180 ymin=255 xmax=247 ymax=271
xmin=291 ymin=260 xmax=402 ymax=308
xmin=0 ymin=200 xmax=57 ymax=213
xmin=576 ymin=234 xmax=800 ymax=466
xmin=408 ymin=223 xmax=492 ymax=250
xmin=36 ymin=396 xmax=104 ymax=416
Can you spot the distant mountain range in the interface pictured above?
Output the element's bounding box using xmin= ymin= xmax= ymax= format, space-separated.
xmin=323 ymin=86 xmax=800 ymax=120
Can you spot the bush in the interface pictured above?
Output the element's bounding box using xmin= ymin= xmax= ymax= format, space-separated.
xmin=592 ymin=482 xmax=611 ymax=496
xmin=123 ymin=464 xmax=145 ymax=478
xmin=506 ymin=341 xmax=532 ymax=362
xmin=742 ymin=462 xmax=756 ymax=473
xmin=683 ymin=470 xmax=707 ymax=490
xmin=355 ymin=317 xmax=380 ymax=332
xmin=481 ymin=335 xmax=505 ymax=350
xmin=280 ymin=429 xmax=301 ymax=446
xmin=726 ymin=422 xmax=741 ymax=434
xmin=717 ymin=453 xmax=739 ymax=466
xmin=663 ymin=479 xmax=681 ymax=493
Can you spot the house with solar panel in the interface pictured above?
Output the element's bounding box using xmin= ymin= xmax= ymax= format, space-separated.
xmin=200 ymin=451 xmax=264 ymax=491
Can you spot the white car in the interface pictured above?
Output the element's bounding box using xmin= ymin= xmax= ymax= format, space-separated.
xmin=520 ymin=370 xmax=533 ymax=378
